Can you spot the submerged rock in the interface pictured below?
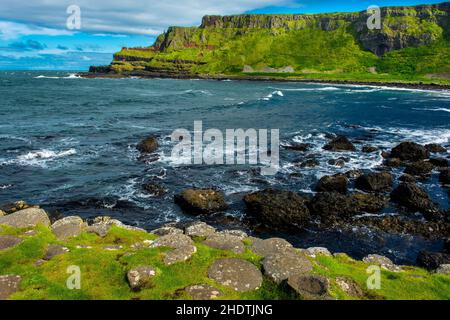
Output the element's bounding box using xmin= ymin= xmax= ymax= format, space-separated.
xmin=425 ymin=143 xmax=447 ymax=154
xmin=136 ymin=135 xmax=158 ymax=153
xmin=284 ymin=143 xmax=310 ymax=152
xmin=127 ymin=266 xmax=156 ymax=291
xmin=355 ymin=172 xmax=393 ymax=193
xmin=323 ymin=135 xmax=356 ymax=152
xmin=316 ymin=174 xmax=348 ymax=194
xmin=0 ymin=208 xmax=50 ymax=228
xmin=390 ymin=142 xmax=429 ymax=161
xmin=244 ymin=189 xmax=310 ymax=231
xmin=175 ymin=189 xmax=228 ymax=215
xmin=208 ymin=258 xmax=262 ymax=292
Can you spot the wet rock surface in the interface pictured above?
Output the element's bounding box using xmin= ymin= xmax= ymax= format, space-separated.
xmin=323 ymin=135 xmax=356 ymax=152
xmin=390 ymin=142 xmax=429 ymax=161
xmin=355 ymin=172 xmax=393 ymax=193
xmin=175 ymin=189 xmax=228 ymax=215
xmin=136 ymin=135 xmax=158 ymax=154
xmin=316 ymin=174 xmax=348 ymax=194
xmin=390 ymin=183 xmax=440 ymax=219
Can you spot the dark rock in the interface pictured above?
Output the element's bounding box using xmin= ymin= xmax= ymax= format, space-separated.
xmin=185 ymin=284 xmax=222 ymax=300
xmin=385 ymin=158 xmax=403 ymax=167
xmin=345 ymin=170 xmax=364 ymax=179
xmin=404 ymin=161 xmax=434 ymax=177
xmin=444 ymin=238 xmax=450 ymax=254
xmin=399 ymin=174 xmax=416 ymax=183
xmin=243 ymin=189 xmax=310 ymax=231
xmin=296 ymin=158 xmax=320 ymax=168
xmin=390 ymin=142 xmax=429 ymax=161
xmin=362 ymin=145 xmax=379 ymax=153
xmin=127 ymin=266 xmax=156 ymax=291
xmin=44 ymin=244 xmax=69 ymax=260
xmin=136 ymin=135 xmax=158 ymax=153
xmin=439 ymin=169 xmax=450 ymax=185
xmin=0 ymin=235 xmax=22 ymax=250
xmin=262 ymin=252 xmax=313 ymax=284
xmin=425 ymin=143 xmax=447 ymax=153
xmin=208 ymin=258 xmax=262 ymax=292
xmin=143 ymin=183 xmax=168 ymax=197
xmin=328 ymin=157 xmax=349 ymax=168
xmin=429 ymin=158 xmax=448 ymax=168
xmin=0 ymin=275 xmax=21 ymax=300
xmin=316 ymin=174 xmax=348 ymax=194
xmin=0 ymin=208 xmax=50 ymax=228
xmin=0 ymin=201 xmax=33 ymax=214
xmin=284 ymin=143 xmax=310 ymax=152
xmin=417 ymin=251 xmax=450 ymax=271
xmin=391 ymin=183 xmax=440 ymax=219
xmin=175 ymin=189 xmax=228 ymax=215
xmin=323 ymin=135 xmax=355 ymax=152
xmin=286 ymin=275 xmax=329 ymax=300
xmin=355 ymin=172 xmax=393 ymax=193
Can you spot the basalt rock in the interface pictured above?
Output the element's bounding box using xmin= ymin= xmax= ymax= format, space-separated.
xmin=51 ymin=216 xmax=86 ymax=240
xmin=399 ymin=174 xmax=416 ymax=183
xmin=208 ymin=258 xmax=262 ymax=292
xmin=362 ymin=145 xmax=379 ymax=153
xmin=439 ymin=169 xmax=450 ymax=185
xmin=429 ymin=158 xmax=448 ymax=168
xmin=316 ymin=174 xmax=348 ymax=194
xmin=175 ymin=189 xmax=228 ymax=215
xmin=127 ymin=266 xmax=157 ymax=291
xmin=262 ymin=252 xmax=313 ymax=284
xmin=143 ymin=183 xmax=168 ymax=197
xmin=390 ymin=142 xmax=429 ymax=161
xmin=404 ymin=161 xmax=434 ymax=177
xmin=425 ymin=144 xmax=447 ymax=153
xmin=136 ymin=135 xmax=159 ymax=153
xmin=417 ymin=251 xmax=450 ymax=271
xmin=355 ymin=172 xmax=393 ymax=193
xmin=250 ymin=238 xmax=294 ymax=258
xmin=286 ymin=275 xmax=329 ymax=300
xmin=390 ymin=183 xmax=440 ymax=220
xmin=0 ymin=235 xmax=22 ymax=250
xmin=0 ymin=275 xmax=21 ymax=300
xmin=185 ymin=284 xmax=222 ymax=300
xmin=284 ymin=143 xmax=310 ymax=152
xmin=243 ymin=189 xmax=310 ymax=231
xmin=323 ymin=136 xmax=355 ymax=152
xmin=0 ymin=208 xmax=50 ymax=228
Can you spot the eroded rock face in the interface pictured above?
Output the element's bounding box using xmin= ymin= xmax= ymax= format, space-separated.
xmin=355 ymin=172 xmax=393 ymax=193
xmin=0 ymin=275 xmax=21 ymax=300
xmin=323 ymin=136 xmax=356 ymax=152
xmin=175 ymin=189 xmax=228 ymax=215
xmin=262 ymin=252 xmax=313 ymax=284
xmin=0 ymin=235 xmax=22 ymax=250
xmin=208 ymin=258 xmax=263 ymax=292
xmin=390 ymin=183 xmax=440 ymax=219
xmin=51 ymin=216 xmax=86 ymax=240
xmin=316 ymin=174 xmax=348 ymax=194
xmin=0 ymin=208 xmax=50 ymax=228
xmin=127 ymin=266 xmax=156 ymax=291
xmin=185 ymin=284 xmax=222 ymax=300
xmin=286 ymin=275 xmax=329 ymax=300
xmin=244 ymin=189 xmax=310 ymax=231
xmin=136 ymin=135 xmax=158 ymax=153
xmin=390 ymin=142 xmax=429 ymax=161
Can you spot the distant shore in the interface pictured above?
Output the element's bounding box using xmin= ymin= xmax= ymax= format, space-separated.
xmin=77 ymin=71 xmax=450 ymax=91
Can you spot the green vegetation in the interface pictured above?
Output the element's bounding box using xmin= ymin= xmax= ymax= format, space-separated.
xmin=104 ymin=3 xmax=450 ymax=85
xmin=1 ymin=223 xmax=449 ymax=300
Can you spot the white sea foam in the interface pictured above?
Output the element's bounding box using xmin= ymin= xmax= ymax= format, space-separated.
xmin=412 ymin=107 xmax=450 ymax=113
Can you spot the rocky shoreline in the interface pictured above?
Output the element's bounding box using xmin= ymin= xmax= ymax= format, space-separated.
xmin=1 ymin=204 xmax=449 ymax=300
xmin=77 ymin=71 xmax=450 ymax=91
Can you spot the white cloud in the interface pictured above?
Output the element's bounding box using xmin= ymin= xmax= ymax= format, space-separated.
xmin=0 ymin=21 xmax=74 ymax=40
xmin=0 ymin=0 xmax=295 ymax=37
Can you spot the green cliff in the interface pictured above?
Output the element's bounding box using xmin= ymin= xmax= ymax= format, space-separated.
xmin=90 ymin=2 xmax=450 ymax=85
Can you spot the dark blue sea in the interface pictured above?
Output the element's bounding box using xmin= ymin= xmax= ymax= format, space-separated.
xmin=0 ymin=71 xmax=449 ymax=264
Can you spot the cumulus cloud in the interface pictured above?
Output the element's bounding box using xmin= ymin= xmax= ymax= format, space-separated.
xmin=0 ymin=21 xmax=73 ymax=40
xmin=8 ymin=39 xmax=47 ymax=51
xmin=0 ymin=0 xmax=295 ymax=36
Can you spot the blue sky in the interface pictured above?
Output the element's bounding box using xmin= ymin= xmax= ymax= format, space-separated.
xmin=0 ymin=0 xmax=444 ymax=70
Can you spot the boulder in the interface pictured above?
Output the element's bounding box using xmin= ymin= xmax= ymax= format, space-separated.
xmin=90 ymin=216 xmax=146 ymax=233
xmin=185 ymin=284 xmax=222 ymax=300
xmin=327 ymin=157 xmax=348 ymax=168
xmin=51 ymin=216 xmax=86 ymax=240
xmin=286 ymin=275 xmax=329 ymax=300
xmin=0 ymin=275 xmax=21 ymax=300
xmin=164 ymin=245 xmax=197 ymax=265
xmin=296 ymin=158 xmax=320 ymax=168
xmin=345 ymin=170 xmax=364 ymax=179
xmin=151 ymin=226 xmax=184 ymax=237
xmin=218 ymin=229 xmax=248 ymax=240
xmin=436 ymin=264 xmax=450 ymax=275
xmin=404 ymin=161 xmax=434 ymax=177
xmin=243 ymin=189 xmax=310 ymax=231
xmin=127 ymin=266 xmax=156 ymax=291
xmin=417 ymin=251 xmax=450 ymax=271
xmin=184 ymin=221 xmax=216 ymax=238
xmin=399 ymin=174 xmax=416 ymax=183
xmin=355 ymin=172 xmax=393 ymax=193
xmin=284 ymin=143 xmax=310 ymax=152
xmin=136 ymin=135 xmax=158 ymax=153
xmin=439 ymin=169 xmax=450 ymax=185
xmin=0 ymin=208 xmax=50 ymax=228
xmin=250 ymin=238 xmax=294 ymax=258
xmin=44 ymin=244 xmax=69 ymax=260
xmin=0 ymin=201 xmax=33 ymax=214
xmin=152 ymin=233 xmax=194 ymax=249
xmin=316 ymin=174 xmax=348 ymax=194
xmin=0 ymin=210 xmax=5 ymax=217
xmin=0 ymin=235 xmax=22 ymax=250
xmin=335 ymin=277 xmax=364 ymax=298
xmin=363 ymin=254 xmax=401 ymax=272
xmin=208 ymin=258 xmax=263 ymax=292
xmin=323 ymin=135 xmax=356 ymax=152
xmin=175 ymin=189 xmax=228 ymax=215
xmin=86 ymin=223 xmax=111 ymax=237
xmin=390 ymin=142 xmax=429 ymax=161
xmin=203 ymin=233 xmax=244 ymax=254
xmin=362 ymin=145 xmax=379 ymax=153
xmin=425 ymin=143 xmax=447 ymax=153
xmin=306 ymin=247 xmax=332 ymax=257
xmin=385 ymin=158 xmax=403 ymax=167
xmin=143 ymin=183 xmax=167 ymax=197
xmin=262 ymin=252 xmax=313 ymax=284
xmin=391 ymin=183 xmax=439 ymax=219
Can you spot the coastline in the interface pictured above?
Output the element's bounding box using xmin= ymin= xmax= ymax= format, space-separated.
xmin=77 ymin=71 xmax=450 ymax=91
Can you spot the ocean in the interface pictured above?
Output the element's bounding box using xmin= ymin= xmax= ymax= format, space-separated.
xmin=0 ymin=70 xmax=449 ymax=264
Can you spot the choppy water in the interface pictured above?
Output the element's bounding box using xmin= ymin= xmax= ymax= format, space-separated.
xmin=1 ymin=71 xmax=449 ymax=264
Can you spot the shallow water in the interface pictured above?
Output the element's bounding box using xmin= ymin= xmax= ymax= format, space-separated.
xmin=0 ymin=71 xmax=449 ymax=264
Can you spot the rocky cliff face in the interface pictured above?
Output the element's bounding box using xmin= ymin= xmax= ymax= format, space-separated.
xmin=153 ymin=2 xmax=449 ymax=56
